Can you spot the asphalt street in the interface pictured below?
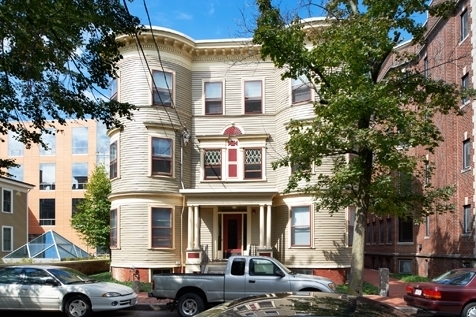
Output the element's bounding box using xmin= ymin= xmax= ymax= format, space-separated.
xmin=0 ymin=307 xmax=178 ymax=317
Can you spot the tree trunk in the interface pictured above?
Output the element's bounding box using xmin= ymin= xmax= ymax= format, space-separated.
xmin=348 ymin=207 xmax=366 ymax=295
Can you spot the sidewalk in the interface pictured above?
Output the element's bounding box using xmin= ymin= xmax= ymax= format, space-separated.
xmin=132 ymin=269 xmax=417 ymax=313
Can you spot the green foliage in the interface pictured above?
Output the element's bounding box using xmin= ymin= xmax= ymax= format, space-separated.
xmin=90 ymin=271 xmax=152 ymax=292
xmin=0 ymin=0 xmax=140 ymax=169
xmin=391 ymin=273 xmax=430 ymax=283
xmin=254 ymin=0 xmax=462 ymax=295
xmin=71 ymin=164 xmax=111 ymax=251
xmin=336 ymin=282 xmax=379 ymax=295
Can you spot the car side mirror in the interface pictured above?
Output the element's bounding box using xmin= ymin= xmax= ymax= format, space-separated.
xmin=275 ymin=270 xmax=285 ymax=277
xmin=44 ymin=278 xmax=59 ymax=286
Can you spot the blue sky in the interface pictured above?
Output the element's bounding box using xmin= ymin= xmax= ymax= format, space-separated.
xmin=126 ymin=0 xmax=427 ymax=41
xmin=126 ymin=0 xmax=326 ymax=40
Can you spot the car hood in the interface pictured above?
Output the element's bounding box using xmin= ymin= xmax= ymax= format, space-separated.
xmin=293 ymin=273 xmax=335 ymax=284
xmin=197 ymin=292 xmax=409 ymax=317
xmin=66 ymin=282 xmax=135 ymax=296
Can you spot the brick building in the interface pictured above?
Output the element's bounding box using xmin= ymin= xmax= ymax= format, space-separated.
xmin=365 ymin=0 xmax=475 ymax=277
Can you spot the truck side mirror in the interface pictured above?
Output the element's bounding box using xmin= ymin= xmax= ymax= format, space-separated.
xmin=275 ymin=269 xmax=285 ymax=277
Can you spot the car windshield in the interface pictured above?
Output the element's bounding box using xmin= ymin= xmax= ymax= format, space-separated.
xmin=47 ymin=268 xmax=97 ymax=285
xmin=432 ymin=270 xmax=475 ymax=285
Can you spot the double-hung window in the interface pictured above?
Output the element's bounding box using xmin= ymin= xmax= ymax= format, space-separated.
xmin=2 ymin=226 xmax=12 ymax=252
xmin=205 ymin=82 xmax=223 ymax=114
xmin=463 ymin=205 xmax=472 ymax=234
xmin=244 ymin=80 xmax=262 ymax=114
xmin=461 ymin=9 xmax=469 ymax=41
xmin=292 ymin=76 xmax=311 ymax=103
xmin=2 ymin=189 xmax=12 ymax=213
xmin=291 ymin=206 xmax=311 ymax=247
xmin=204 ymin=149 xmax=221 ymax=180
xmin=110 ymin=209 xmax=118 ymax=248
xmin=463 ymin=139 xmax=471 ymax=170
xmin=462 ymin=73 xmax=470 ymax=105
xmin=151 ymin=207 xmax=172 ymax=248
xmin=110 ymin=141 xmax=118 ymax=179
xmin=152 ymin=137 xmax=173 ymax=176
xmin=244 ymin=149 xmax=262 ymax=179
xmin=153 ymin=71 xmax=173 ymax=107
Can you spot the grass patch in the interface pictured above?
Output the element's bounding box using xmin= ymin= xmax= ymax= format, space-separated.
xmin=336 ymin=281 xmax=379 ymax=295
xmin=390 ymin=273 xmax=430 ymax=283
xmin=90 ymin=272 xmax=152 ymax=292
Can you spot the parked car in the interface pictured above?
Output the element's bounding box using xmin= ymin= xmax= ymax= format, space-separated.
xmin=0 ymin=265 xmax=137 ymax=317
xmin=148 ymin=256 xmax=337 ymax=317
xmin=404 ymin=268 xmax=476 ymax=317
xmin=196 ymin=292 xmax=411 ymax=317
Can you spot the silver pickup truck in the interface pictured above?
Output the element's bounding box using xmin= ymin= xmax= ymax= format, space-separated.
xmin=148 ymin=256 xmax=337 ymax=317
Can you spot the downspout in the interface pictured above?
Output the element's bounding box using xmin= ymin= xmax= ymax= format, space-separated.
xmin=180 ymin=128 xmax=190 ymax=273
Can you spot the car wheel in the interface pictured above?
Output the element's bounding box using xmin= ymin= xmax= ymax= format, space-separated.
xmin=177 ymin=293 xmax=205 ymax=317
xmin=462 ymin=302 xmax=476 ymax=317
xmin=65 ymin=295 xmax=92 ymax=317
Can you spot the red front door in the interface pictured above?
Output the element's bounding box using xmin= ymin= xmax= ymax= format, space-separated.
xmin=223 ymin=214 xmax=242 ymax=258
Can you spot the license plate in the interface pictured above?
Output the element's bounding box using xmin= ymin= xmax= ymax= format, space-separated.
xmin=414 ymin=289 xmax=422 ymax=296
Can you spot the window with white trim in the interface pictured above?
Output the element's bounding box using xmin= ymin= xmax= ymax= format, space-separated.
xmin=152 ymin=70 xmax=173 ymax=107
xmin=110 ymin=141 xmax=118 ymax=179
xmin=151 ymin=207 xmax=173 ymax=248
xmin=244 ymin=148 xmax=262 ymax=179
xmin=204 ymin=149 xmax=221 ymax=180
xmin=291 ymin=206 xmax=311 ymax=247
xmin=463 ymin=205 xmax=472 ymax=234
xmin=244 ymin=80 xmax=262 ymax=114
xmin=292 ymin=76 xmax=311 ymax=104
xmin=461 ymin=9 xmax=469 ymax=41
xmin=463 ymin=139 xmax=471 ymax=170
xmin=110 ymin=209 xmax=118 ymax=248
xmin=2 ymin=226 xmax=13 ymax=252
xmin=204 ymin=82 xmax=223 ymax=115
xmin=2 ymin=189 xmax=12 ymax=213
xmin=151 ymin=137 xmax=173 ymax=176
xmin=462 ymin=73 xmax=470 ymax=105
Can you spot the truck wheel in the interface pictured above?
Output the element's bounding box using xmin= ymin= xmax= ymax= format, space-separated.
xmin=177 ymin=293 xmax=205 ymax=317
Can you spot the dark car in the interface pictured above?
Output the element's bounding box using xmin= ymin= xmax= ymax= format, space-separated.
xmin=404 ymin=268 xmax=476 ymax=317
xmin=195 ymin=292 xmax=410 ymax=317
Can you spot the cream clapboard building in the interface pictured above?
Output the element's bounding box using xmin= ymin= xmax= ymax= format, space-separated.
xmin=110 ymin=22 xmax=352 ymax=284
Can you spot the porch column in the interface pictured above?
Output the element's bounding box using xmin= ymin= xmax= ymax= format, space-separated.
xmin=187 ymin=206 xmax=193 ymax=250
xmin=266 ymin=205 xmax=272 ymax=248
xmin=194 ymin=205 xmax=200 ymax=249
xmin=259 ymin=204 xmax=265 ymax=247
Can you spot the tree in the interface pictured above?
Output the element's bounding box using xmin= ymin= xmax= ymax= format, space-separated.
xmin=71 ymin=164 xmax=111 ymax=252
xmin=253 ymin=0 xmax=462 ymax=295
xmin=0 ymin=0 xmax=140 ymax=171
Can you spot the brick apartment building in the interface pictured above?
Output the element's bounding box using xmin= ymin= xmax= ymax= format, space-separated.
xmin=365 ymin=0 xmax=475 ymax=277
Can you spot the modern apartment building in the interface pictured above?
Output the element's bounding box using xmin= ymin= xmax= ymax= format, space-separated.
xmin=0 ymin=121 xmax=110 ymax=252
xmin=109 ymin=21 xmax=353 ymax=283
xmin=365 ymin=0 xmax=475 ymax=277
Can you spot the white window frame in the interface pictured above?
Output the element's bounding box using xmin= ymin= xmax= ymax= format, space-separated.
xmin=242 ymin=78 xmax=265 ymax=114
xmin=291 ymin=76 xmax=312 ymax=104
xmin=110 ymin=139 xmax=119 ymax=180
xmin=463 ymin=139 xmax=471 ymax=170
xmin=290 ymin=205 xmax=312 ymax=248
xmin=203 ymin=80 xmax=224 ymax=115
xmin=149 ymin=206 xmax=174 ymax=249
xmin=149 ymin=135 xmax=174 ymax=177
xmin=462 ymin=73 xmax=470 ymax=105
xmin=2 ymin=188 xmax=13 ymax=214
xmin=203 ymin=149 xmax=222 ymax=180
xmin=461 ymin=8 xmax=469 ymax=42
xmin=463 ymin=205 xmax=472 ymax=234
xmin=110 ymin=208 xmax=120 ymax=249
xmin=151 ymin=69 xmax=175 ymax=107
xmin=2 ymin=226 xmax=13 ymax=252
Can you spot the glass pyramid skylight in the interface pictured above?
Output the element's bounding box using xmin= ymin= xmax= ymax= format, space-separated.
xmin=2 ymin=230 xmax=89 ymax=263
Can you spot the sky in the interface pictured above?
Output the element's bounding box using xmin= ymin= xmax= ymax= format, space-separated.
xmin=126 ymin=0 xmax=327 ymax=40
xmin=126 ymin=0 xmax=428 ymax=42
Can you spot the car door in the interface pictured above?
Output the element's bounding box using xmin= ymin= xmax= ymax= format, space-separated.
xmin=245 ymin=258 xmax=291 ymax=295
xmin=0 ymin=267 xmax=23 ymax=309
xmin=20 ymin=268 xmax=63 ymax=310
